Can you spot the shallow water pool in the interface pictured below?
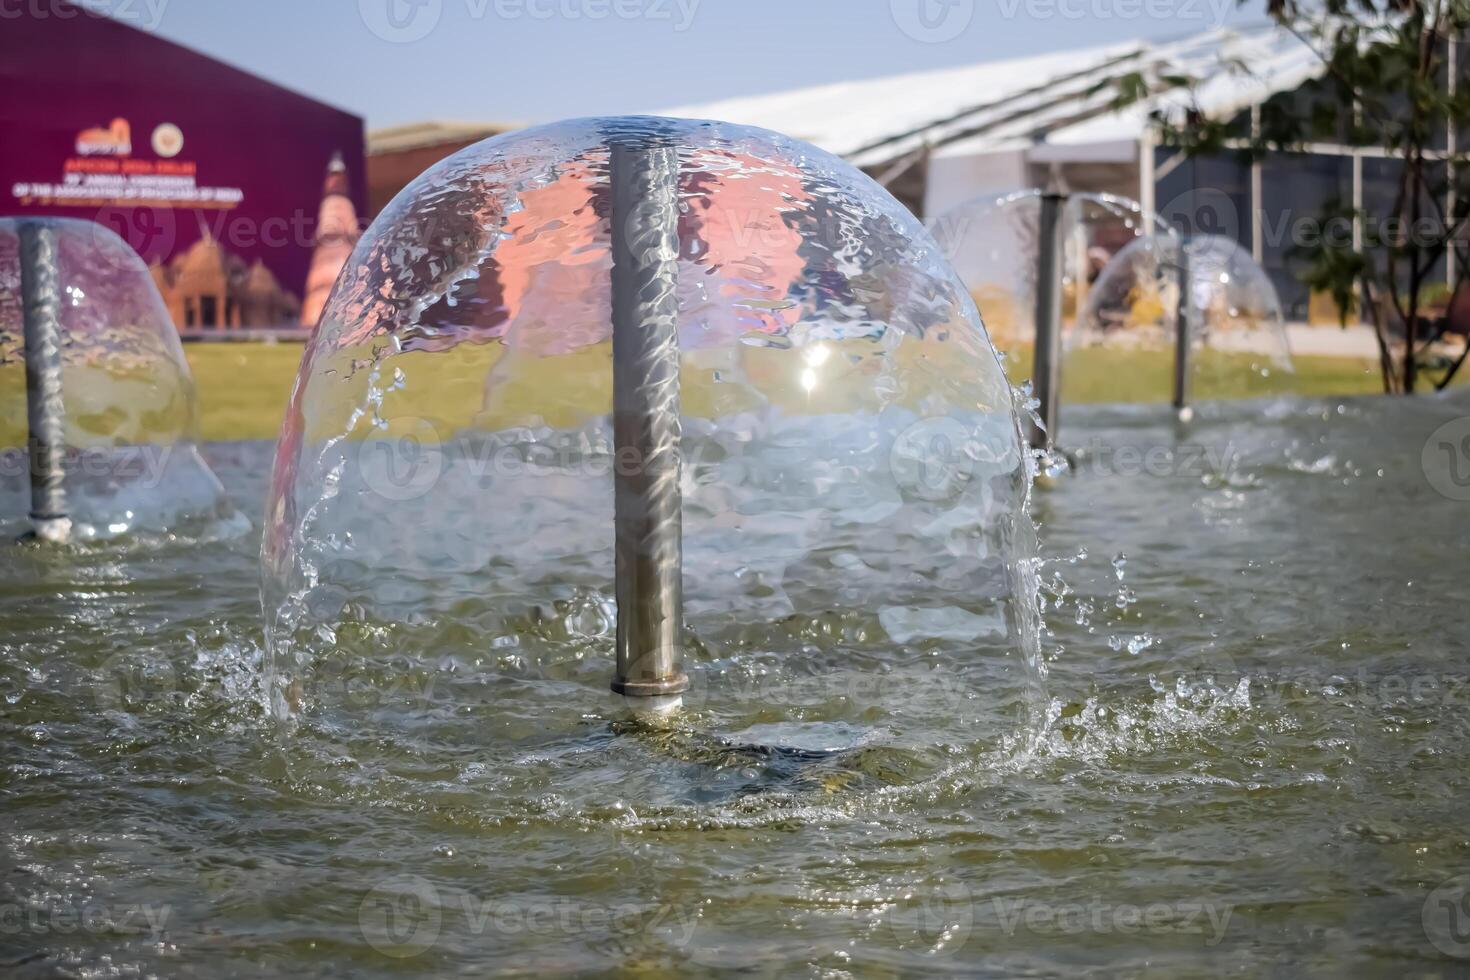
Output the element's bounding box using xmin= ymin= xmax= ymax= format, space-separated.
xmin=3 ymin=392 xmax=1470 ymax=977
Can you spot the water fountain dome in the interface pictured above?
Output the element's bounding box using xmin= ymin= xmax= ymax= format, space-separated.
xmin=262 ymin=117 xmax=1042 ymax=738
xmin=0 ymin=217 xmax=231 ymax=542
xmin=1076 ymin=233 xmax=1296 ymax=401
xmin=929 ymin=190 xmax=1176 ymax=350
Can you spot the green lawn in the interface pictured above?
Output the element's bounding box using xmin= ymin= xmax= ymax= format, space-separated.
xmin=181 ymin=340 xmax=1397 ymax=442
xmin=186 ymin=342 xmax=304 ymax=442
xmin=996 ymin=343 xmax=1387 ymax=403
xmin=177 ymin=339 xmax=1428 ymax=443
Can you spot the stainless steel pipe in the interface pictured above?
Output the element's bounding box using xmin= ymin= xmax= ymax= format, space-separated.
xmin=1028 ymin=192 xmax=1066 ymax=451
xmin=608 ymin=137 xmax=688 ymax=706
xmin=18 ymin=220 xmax=70 ymax=543
xmin=1172 ymin=242 xmax=1193 ymax=419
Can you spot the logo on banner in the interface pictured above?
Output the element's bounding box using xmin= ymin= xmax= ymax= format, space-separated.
xmin=76 ymin=118 xmax=132 ymax=157
xmin=151 ymin=123 xmax=184 ymax=158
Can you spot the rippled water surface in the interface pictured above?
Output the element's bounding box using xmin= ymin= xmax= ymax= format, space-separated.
xmin=4 ymin=394 xmax=1470 ymax=977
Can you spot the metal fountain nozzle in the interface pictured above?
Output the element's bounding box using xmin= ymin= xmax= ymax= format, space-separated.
xmin=607 ymin=133 xmax=689 ymax=711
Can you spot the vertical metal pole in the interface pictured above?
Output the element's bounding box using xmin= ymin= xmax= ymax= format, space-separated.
xmin=1139 ymin=127 xmax=1157 ymax=226
xmin=1172 ymin=241 xmax=1193 ymax=417
xmin=1028 ymin=192 xmax=1066 ymax=450
xmin=609 ymin=138 xmax=688 ymax=708
xmin=1449 ymin=39 xmax=1459 ymax=289
xmin=18 ymin=221 xmax=71 ymax=543
xmin=1249 ymin=106 xmax=1264 ymax=266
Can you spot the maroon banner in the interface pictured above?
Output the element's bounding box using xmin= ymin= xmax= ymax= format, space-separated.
xmin=1 ymin=3 xmax=365 ymax=328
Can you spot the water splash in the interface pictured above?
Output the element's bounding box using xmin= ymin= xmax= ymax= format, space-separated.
xmin=0 ymin=218 xmax=240 ymax=540
xmin=260 ymin=118 xmax=1050 ymax=782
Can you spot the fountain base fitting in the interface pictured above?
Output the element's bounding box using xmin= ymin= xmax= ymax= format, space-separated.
xmin=610 ymin=671 xmax=689 ymax=699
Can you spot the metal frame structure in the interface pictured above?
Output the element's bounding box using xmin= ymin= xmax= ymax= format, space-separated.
xmin=676 ymin=20 xmax=1462 ymax=313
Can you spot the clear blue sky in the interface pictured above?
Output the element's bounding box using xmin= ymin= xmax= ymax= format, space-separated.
xmin=129 ymin=0 xmax=1256 ymax=128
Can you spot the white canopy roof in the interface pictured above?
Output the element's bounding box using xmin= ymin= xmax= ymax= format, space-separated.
xmin=661 ymin=23 xmax=1321 ymax=168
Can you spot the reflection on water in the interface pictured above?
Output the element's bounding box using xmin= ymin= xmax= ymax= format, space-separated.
xmin=3 ymin=396 xmax=1470 ymax=975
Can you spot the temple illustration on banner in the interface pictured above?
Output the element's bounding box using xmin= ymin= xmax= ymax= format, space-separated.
xmin=151 ymin=233 xmax=299 ymax=330
xmin=149 ymin=154 xmax=361 ymax=331
xmin=300 ymin=152 xmax=361 ymax=327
